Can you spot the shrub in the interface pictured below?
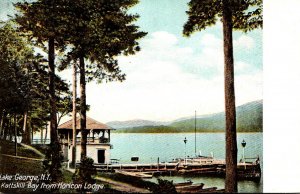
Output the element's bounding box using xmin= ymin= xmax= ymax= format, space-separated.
xmin=72 ymin=157 xmax=96 ymax=192
xmin=150 ymin=178 xmax=177 ymax=194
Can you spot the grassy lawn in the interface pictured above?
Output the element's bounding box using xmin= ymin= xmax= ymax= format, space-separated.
xmin=0 ymin=139 xmax=44 ymax=175
xmin=0 ymin=140 xmax=125 ymax=193
xmin=0 ymin=139 xmax=43 ymax=159
xmin=0 ymin=140 xmax=153 ymax=193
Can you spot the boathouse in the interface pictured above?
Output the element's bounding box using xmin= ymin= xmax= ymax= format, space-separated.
xmin=58 ymin=117 xmax=114 ymax=164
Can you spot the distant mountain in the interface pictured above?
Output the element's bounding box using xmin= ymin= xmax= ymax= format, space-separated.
xmin=106 ymin=119 xmax=169 ymax=129
xmin=170 ymin=99 xmax=263 ymax=132
xmin=114 ymin=125 xmax=181 ymax=133
xmin=170 ymin=113 xmax=213 ymax=123
xmin=112 ymin=100 xmax=262 ymax=133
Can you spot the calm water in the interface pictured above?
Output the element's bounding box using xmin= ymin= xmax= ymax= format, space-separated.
xmin=110 ymin=132 xmax=263 ymax=193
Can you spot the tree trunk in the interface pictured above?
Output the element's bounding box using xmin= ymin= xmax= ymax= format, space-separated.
xmin=49 ymin=37 xmax=58 ymax=144
xmin=41 ymin=122 xmax=43 ymax=144
xmin=28 ymin=116 xmax=33 ymax=145
xmin=222 ymin=0 xmax=238 ymax=193
xmin=9 ymin=116 xmax=12 ymax=141
xmin=14 ymin=113 xmax=17 ymax=156
xmin=21 ymin=111 xmax=31 ymax=144
xmin=0 ymin=110 xmax=4 ymax=139
xmin=79 ymin=56 xmax=87 ymax=160
xmin=48 ymin=37 xmax=61 ymax=182
xmin=31 ymin=126 xmax=34 ymax=143
xmin=3 ymin=117 xmax=8 ymax=140
xmin=72 ymin=62 xmax=77 ymax=167
xmin=44 ymin=123 xmax=48 ymax=144
xmin=0 ymin=109 xmax=3 ymax=138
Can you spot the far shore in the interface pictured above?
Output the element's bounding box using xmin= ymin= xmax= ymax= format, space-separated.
xmin=112 ymin=131 xmax=263 ymax=134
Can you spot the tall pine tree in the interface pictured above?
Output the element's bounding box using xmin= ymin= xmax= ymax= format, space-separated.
xmin=58 ymin=0 xmax=147 ymax=160
xmin=14 ymin=0 xmax=71 ymax=182
xmin=183 ymin=0 xmax=262 ymax=192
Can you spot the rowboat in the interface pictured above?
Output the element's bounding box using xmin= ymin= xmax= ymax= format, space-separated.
xmin=176 ymin=183 xmax=224 ymax=193
xmin=176 ymin=183 xmax=204 ymax=192
xmin=174 ymin=180 xmax=193 ymax=187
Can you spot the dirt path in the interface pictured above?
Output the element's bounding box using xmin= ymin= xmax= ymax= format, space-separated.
xmin=66 ymin=169 xmax=150 ymax=193
xmin=1 ymin=154 xmax=43 ymax=161
xmin=95 ymin=176 xmax=151 ymax=193
xmin=0 ymin=143 xmax=44 ymax=161
xmin=19 ymin=143 xmax=45 ymax=159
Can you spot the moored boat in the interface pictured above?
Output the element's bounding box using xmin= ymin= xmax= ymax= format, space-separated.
xmin=174 ymin=179 xmax=193 ymax=187
xmin=175 ymin=183 xmax=205 ymax=192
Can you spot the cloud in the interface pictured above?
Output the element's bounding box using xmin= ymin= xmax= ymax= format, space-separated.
xmin=235 ymin=61 xmax=252 ymax=74
xmin=234 ymin=35 xmax=255 ymax=50
xmin=122 ymin=31 xmax=225 ymax=79
xmin=145 ymin=31 xmax=178 ymax=48
xmin=201 ymin=33 xmax=222 ymax=48
xmin=86 ymin=31 xmax=262 ymax=122
xmin=235 ymin=72 xmax=263 ymax=104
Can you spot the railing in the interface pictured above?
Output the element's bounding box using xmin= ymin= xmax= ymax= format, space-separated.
xmin=32 ymin=139 xmax=50 ymax=144
xmin=59 ymin=137 xmax=110 ymax=144
xmin=32 ymin=137 xmax=110 ymax=145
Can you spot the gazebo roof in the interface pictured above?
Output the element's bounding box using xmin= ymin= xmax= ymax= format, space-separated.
xmin=58 ymin=116 xmax=114 ymax=131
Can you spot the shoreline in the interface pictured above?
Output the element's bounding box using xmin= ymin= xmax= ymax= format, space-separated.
xmin=112 ymin=131 xmax=263 ymax=134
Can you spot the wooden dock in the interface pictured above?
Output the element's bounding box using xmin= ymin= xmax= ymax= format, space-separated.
xmin=91 ymin=156 xmax=261 ymax=182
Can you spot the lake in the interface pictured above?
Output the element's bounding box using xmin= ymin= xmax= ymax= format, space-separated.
xmin=110 ymin=132 xmax=263 ymax=193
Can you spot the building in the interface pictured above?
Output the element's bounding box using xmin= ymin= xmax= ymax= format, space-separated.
xmin=58 ymin=117 xmax=114 ymax=164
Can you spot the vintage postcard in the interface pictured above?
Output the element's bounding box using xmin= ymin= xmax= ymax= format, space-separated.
xmin=0 ymin=0 xmax=264 ymax=193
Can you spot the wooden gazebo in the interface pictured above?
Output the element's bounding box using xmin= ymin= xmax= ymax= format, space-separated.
xmin=57 ymin=116 xmax=114 ymax=164
xmin=58 ymin=116 xmax=114 ymax=144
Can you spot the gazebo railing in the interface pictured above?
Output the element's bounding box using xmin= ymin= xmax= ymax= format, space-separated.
xmin=59 ymin=137 xmax=110 ymax=144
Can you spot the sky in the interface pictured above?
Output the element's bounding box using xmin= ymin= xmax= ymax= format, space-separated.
xmin=0 ymin=0 xmax=262 ymax=123
xmin=87 ymin=0 xmax=262 ymax=122
xmin=2 ymin=1 xmax=300 ymax=191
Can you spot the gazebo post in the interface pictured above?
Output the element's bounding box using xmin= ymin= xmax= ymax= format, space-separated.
xmin=92 ymin=129 xmax=95 ymax=142
xmin=67 ymin=130 xmax=70 ymax=145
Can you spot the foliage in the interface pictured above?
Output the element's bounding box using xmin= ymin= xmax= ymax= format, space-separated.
xmin=13 ymin=1 xmax=77 ymax=184
xmin=14 ymin=1 xmax=69 ymax=162
xmin=51 ymin=0 xmax=147 ymax=159
xmin=56 ymin=96 xmax=90 ymax=125
xmin=58 ymin=0 xmax=147 ymax=83
xmin=150 ymin=178 xmax=177 ymax=194
xmin=13 ymin=0 xmax=147 ymax=182
xmin=0 ymin=22 xmax=44 ymax=141
xmin=14 ymin=0 xmax=70 ymax=50
xmin=72 ymin=157 xmax=96 ymax=192
xmin=0 ymin=22 xmax=34 ymax=115
xmin=0 ymin=21 xmax=71 ymax=142
xmin=183 ymin=0 xmax=263 ymax=36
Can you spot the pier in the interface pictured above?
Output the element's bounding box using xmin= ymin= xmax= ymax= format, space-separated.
xmin=88 ymin=156 xmax=261 ymax=182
